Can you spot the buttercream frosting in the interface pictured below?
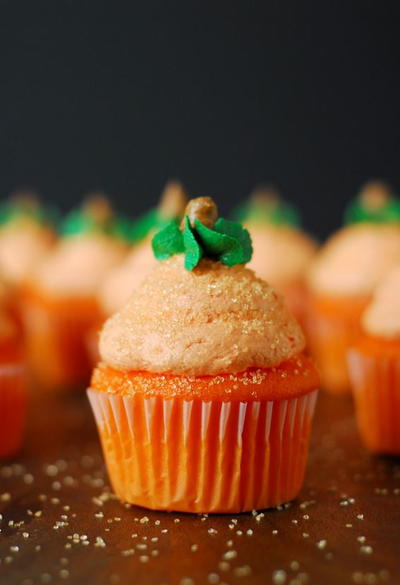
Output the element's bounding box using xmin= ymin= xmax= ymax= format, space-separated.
xmin=307 ymin=224 xmax=400 ymax=297
xmin=99 ymin=255 xmax=305 ymax=375
xmin=362 ymin=266 xmax=400 ymax=338
xmin=34 ymin=234 xmax=126 ymax=297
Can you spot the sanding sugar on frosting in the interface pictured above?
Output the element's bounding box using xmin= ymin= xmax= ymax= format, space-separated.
xmin=362 ymin=266 xmax=400 ymax=339
xmin=34 ymin=233 xmax=126 ymax=297
xmin=246 ymin=225 xmax=316 ymax=287
xmin=307 ymin=224 xmax=400 ymax=297
xmin=99 ymin=255 xmax=305 ymax=376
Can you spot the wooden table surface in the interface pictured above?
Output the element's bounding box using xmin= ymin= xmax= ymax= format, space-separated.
xmin=1 ymin=390 xmax=399 ymax=585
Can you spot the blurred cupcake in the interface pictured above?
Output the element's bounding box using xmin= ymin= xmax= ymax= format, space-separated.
xmin=88 ymin=196 xmax=319 ymax=513
xmin=0 ymin=274 xmax=27 ymax=457
xmin=307 ymin=181 xmax=400 ymax=394
xmin=21 ymin=195 xmax=127 ymax=392
xmin=0 ymin=191 xmax=57 ymax=325
xmin=98 ymin=180 xmax=186 ymax=317
xmin=348 ymin=267 xmax=400 ymax=454
xmin=233 ymin=186 xmax=317 ymax=324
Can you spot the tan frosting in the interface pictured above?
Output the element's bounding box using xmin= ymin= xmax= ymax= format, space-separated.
xmin=362 ymin=266 xmax=400 ymax=338
xmin=307 ymin=224 xmax=400 ymax=297
xmin=34 ymin=234 xmax=126 ymax=297
xmin=99 ymin=255 xmax=305 ymax=375
xmin=246 ymin=224 xmax=316 ymax=287
xmin=98 ymin=238 xmax=158 ymax=316
xmin=0 ymin=223 xmax=54 ymax=285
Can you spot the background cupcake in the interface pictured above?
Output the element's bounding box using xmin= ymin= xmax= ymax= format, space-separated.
xmin=0 ymin=273 xmax=27 ymax=458
xmin=88 ymin=196 xmax=319 ymax=513
xmin=348 ymin=266 xmax=400 ymax=454
xmin=21 ymin=195 xmax=128 ymax=392
xmin=98 ymin=180 xmax=186 ymax=317
xmin=306 ymin=181 xmax=400 ymax=394
xmin=233 ymin=186 xmax=317 ymax=324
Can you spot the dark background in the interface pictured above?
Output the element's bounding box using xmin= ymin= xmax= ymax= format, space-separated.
xmin=0 ymin=1 xmax=399 ymax=238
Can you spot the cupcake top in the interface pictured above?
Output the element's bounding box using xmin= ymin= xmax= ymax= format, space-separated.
xmin=233 ymin=188 xmax=316 ymax=286
xmin=307 ymin=223 xmax=400 ymax=297
xmin=98 ymin=181 xmax=187 ymax=315
xmin=33 ymin=196 xmax=127 ymax=297
xmin=0 ymin=274 xmax=16 ymax=341
xmin=362 ymin=266 xmax=400 ymax=339
xmin=100 ymin=197 xmax=305 ymax=376
xmin=130 ymin=180 xmax=187 ymax=243
xmin=0 ymin=192 xmax=56 ymax=285
xmin=344 ymin=181 xmax=400 ymax=225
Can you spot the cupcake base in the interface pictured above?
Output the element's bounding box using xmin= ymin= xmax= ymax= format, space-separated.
xmin=88 ymin=357 xmax=319 ymax=513
xmin=21 ymin=285 xmax=101 ymax=392
xmin=306 ymin=293 xmax=369 ymax=394
xmin=348 ymin=336 xmax=400 ymax=454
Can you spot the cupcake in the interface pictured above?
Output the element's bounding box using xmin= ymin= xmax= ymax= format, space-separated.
xmin=0 ymin=192 xmax=57 ymax=325
xmin=98 ymin=180 xmax=186 ymax=317
xmin=306 ymin=182 xmax=400 ymax=394
xmin=88 ymin=196 xmax=319 ymax=513
xmin=233 ymin=187 xmax=317 ymax=324
xmin=21 ymin=195 xmax=127 ymax=391
xmin=0 ymin=274 xmax=27 ymax=457
xmin=348 ymin=267 xmax=400 ymax=454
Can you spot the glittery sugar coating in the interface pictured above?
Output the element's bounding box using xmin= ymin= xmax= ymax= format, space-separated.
xmin=99 ymin=255 xmax=305 ymax=376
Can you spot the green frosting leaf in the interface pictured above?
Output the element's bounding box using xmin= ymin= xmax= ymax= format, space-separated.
xmin=152 ymin=220 xmax=184 ymax=260
xmin=344 ymin=196 xmax=400 ymax=225
xmin=61 ymin=209 xmax=131 ymax=241
xmin=0 ymin=199 xmax=59 ymax=228
xmin=151 ymin=215 xmax=252 ymax=270
xmin=233 ymin=199 xmax=300 ymax=227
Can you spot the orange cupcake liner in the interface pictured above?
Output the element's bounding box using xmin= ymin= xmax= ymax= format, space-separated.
xmin=0 ymin=362 xmax=27 ymax=458
xmin=306 ymin=294 xmax=369 ymax=394
xmin=88 ymin=385 xmax=318 ymax=513
xmin=21 ymin=286 xmax=100 ymax=392
xmin=348 ymin=337 xmax=400 ymax=454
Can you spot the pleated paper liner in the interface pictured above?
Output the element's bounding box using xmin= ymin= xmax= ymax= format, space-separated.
xmin=0 ymin=362 xmax=27 ymax=458
xmin=20 ymin=285 xmax=101 ymax=392
xmin=306 ymin=293 xmax=369 ymax=394
xmin=348 ymin=336 xmax=400 ymax=454
xmin=88 ymin=361 xmax=318 ymax=513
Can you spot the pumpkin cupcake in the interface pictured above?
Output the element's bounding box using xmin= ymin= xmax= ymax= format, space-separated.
xmin=98 ymin=180 xmax=186 ymax=317
xmin=0 ymin=274 xmax=27 ymax=457
xmin=306 ymin=182 xmax=400 ymax=394
xmin=233 ymin=187 xmax=317 ymax=325
xmin=21 ymin=195 xmax=127 ymax=392
xmin=88 ymin=196 xmax=319 ymax=513
xmin=0 ymin=191 xmax=57 ymax=325
xmin=348 ymin=267 xmax=400 ymax=454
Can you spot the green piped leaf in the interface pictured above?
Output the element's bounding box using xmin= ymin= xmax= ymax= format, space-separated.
xmin=151 ymin=214 xmax=253 ymax=270
xmin=183 ymin=217 xmax=202 ymax=270
xmin=152 ymin=220 xmax=184 ymax=260
xmin=344 ymin=197 xmax=400 ymax=225
xmin=232 ymin=199 xmax=300 ymax=227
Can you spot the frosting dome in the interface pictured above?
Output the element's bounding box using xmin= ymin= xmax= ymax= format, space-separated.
xmin=362 ymin=266 xmax=400 ymax=339
xmin=34 ymin=234 xmax=126 ymax=297
xmin=99 ymin=255 xmax=305 ymax=376
xmin=307 ymin=224 xmax=400 ymax=297
xmin=246 ymin=225 xmax=316 ymax=287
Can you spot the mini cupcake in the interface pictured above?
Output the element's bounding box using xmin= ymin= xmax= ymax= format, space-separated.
xmin=21 ymin=195 xmax=127 ymax=391
xmin=306 ymin=182 xmax=400 ymax=394
xmin=88 ymin=196 xmax=319 ymax=513
xmin=98 ymin=180 xmax=186 ymax=317
xmin=348 ymin=267 xmax=400 ymax=454
xmin=233 ymin=187 xmax=317 ymax=324
xmin=0 ymin=275 xmax=27 ymax=457
xmin=0 ymin=191 xmax=57 ymax=325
